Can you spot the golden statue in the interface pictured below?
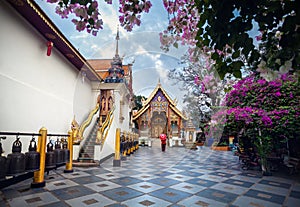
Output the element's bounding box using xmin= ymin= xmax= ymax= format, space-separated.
xmin=71 ymin=116 xmax=80 ymax=144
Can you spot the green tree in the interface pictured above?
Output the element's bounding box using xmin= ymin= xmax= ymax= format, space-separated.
xmin=219 ymin=73 xmax=300 ymax=174
xmin=48 ymin=0 xmax=300 ymax=78
xmin=163 ymin=0 xmax=300 ymax=78
xmin=132 ymin=95 xmax=146 ymax=110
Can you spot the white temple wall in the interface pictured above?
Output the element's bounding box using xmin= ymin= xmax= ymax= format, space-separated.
xmin=0 ymin=2 xmax=96 ymax=155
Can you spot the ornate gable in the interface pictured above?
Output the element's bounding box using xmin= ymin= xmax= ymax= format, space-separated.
xmin=133 ymin=81 xmax=187 ymax=120
xmin=151 ymin=90 xmax=168 ymax=114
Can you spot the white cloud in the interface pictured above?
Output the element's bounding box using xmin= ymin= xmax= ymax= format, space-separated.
xmin=38 ymin=1 xmax=187 ymax=108
xmin=100 ymin=2 xmax=119 ymax=32
xmin=156 ymin=68 xmax=168 ymax=82
xmin=91 ymin=44 xmax=99 ymax=50
xmin=69 ymin=33 xmax=89 ymax=40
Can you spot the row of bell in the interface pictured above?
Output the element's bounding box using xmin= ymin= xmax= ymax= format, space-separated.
xmin=0 ymin=137 xmax=70 ymax=180
xmin=45 ymin=138 xmax=70 ymax=170
xmin=0 ymin=137 xmax=40 ymax=180
xmin=0 ymin=137 xmax=7 ymax=180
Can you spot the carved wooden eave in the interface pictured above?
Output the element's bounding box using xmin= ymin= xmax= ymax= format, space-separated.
xmin=133 ymin=81 xmax=187 ymax=121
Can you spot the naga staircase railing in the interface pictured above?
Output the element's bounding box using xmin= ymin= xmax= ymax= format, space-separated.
xmin=97 ymin=106 xmax=114 ymax=150
xmin=73 ymin=103 xmax=100 ymax=144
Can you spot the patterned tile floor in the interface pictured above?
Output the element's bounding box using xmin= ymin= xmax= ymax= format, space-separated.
xmin=1 ymin=145 xmax=300 ymax=207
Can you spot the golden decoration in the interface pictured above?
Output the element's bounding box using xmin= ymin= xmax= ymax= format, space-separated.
xmin=66 ymin=54 xmax=75 ymax=58
xmin=45 ymin=33 xmax=56 ymax=40
xmin=77 ymin=103 xmax=100 ymax=142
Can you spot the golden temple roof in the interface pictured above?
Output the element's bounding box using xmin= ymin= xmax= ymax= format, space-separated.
xmin=133 ymin=81 xmax=187 ymax=120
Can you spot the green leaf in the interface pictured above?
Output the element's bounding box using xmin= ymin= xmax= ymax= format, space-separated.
xmin=173 ymin=42 xmax=178 ymax=48
xmin=63 ymin=0 xmax=69 ymax=5
xmin=231 ymin=61 xmax=244 ymax=72
xmin=232 ymin=51 xmax=240 ymax=59
xmin=203 ymin=39 xmax=210 ymax=46
xmin=88 ymin=18 xmax=94 ymax=25
xmin=217 ymin=66 xmax=227 ymax=80
xmin=211 ymin=52 xmax=219 ymax=60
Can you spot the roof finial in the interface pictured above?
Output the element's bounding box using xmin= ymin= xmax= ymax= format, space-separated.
xmin=115 ymin=25 xmax=120 ymax=56
xmin=158 ymin=78 xmax=162 ymax=86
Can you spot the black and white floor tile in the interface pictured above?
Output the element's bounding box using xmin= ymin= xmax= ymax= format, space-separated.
xmin=1 ymin=145 xmax=299 ymax=207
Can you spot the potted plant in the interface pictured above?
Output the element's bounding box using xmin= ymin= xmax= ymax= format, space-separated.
xmin=255 ymin=131 xmax=273 ymax=176
xmin=196 ymin=142 xmax=204 ymax=146
xmin=211 ymin=141 xmax=230 ymax=151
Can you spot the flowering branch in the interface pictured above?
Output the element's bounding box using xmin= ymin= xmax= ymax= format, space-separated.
xmin=47 ymin=0 xmax=103 ymax=36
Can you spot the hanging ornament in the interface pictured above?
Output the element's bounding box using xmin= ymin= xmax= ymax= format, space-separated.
xmin=47 ymin=41 xmax=53 ymax=56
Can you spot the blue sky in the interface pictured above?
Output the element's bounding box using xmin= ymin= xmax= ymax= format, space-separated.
xmin=37 ymin=0 xmax=187 ymax=109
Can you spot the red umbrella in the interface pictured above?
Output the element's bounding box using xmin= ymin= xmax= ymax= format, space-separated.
xmin=160 ymin=134 xmax=167 ymax=144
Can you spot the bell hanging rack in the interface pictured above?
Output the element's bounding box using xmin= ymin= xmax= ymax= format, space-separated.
xmin=0 ymin=132 xmax=70 ymax=138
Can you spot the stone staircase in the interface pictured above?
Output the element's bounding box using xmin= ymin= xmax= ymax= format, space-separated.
xmin=77 ymin=122 xmax=99 ymax=163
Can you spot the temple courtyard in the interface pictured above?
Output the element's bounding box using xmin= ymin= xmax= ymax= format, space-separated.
xmin=1 ymin=144 xmax=299 ymax=207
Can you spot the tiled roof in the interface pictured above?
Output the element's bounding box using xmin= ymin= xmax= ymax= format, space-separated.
xmin=87 ymin=59 xmax=131 ymax=80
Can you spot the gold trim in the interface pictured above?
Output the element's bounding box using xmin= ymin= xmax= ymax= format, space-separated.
xmin=71 ymin=116 xmax=80 ymax=143
xmin=66 ymin=54 xmax=75 ymax=58
xmin=45 ymin=33 xmax=56 ymax=40
xmin=78 ymin=103 xmax=100 ymax=141
xmin=142 ymin=82 xmax=176 ymax=107
xmin=100 ymin=107 xmax=114 ymax=134
xmin=170 ymin=104 xmax=187 ymax=120
xmin=133 ymin=81 xmax=186 ymax=120
xmin=132 ymin=104 xmax=150 ymax=120
xmin=97 ymin=107 xmax=115 ymax=148
xmin=101 ymin=115 xmax=114 ymax=150
xmin=32 ymin=127 xmax=47 ymax=185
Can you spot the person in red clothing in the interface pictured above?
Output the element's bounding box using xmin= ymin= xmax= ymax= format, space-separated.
xmin=160 ymin=134 xmax=167 ymax=152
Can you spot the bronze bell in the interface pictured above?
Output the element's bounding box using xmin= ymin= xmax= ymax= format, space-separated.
xmin=0 ymin=136 xmax=7 ymax=180
xmin=54 ymin=138 xmax=63 ymax=165
xmin=6 ymin=137 xmax=26 ymax=176
xmin=25 ymin=137 xmax=40 ymax=172
xmin=120 ymin=135 xmax=125 ymax=154
xmin=45 ymin=140 xmax=56 ymax=170
xmin=61 ymin=138 xmax=70 ymax=164
xmin=120 ymin=141 xmax=124 ymax=154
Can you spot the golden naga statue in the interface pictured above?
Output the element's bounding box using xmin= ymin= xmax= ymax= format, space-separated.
xmin=71 ymin=103 xmax=100 ymax=144
xmin=71 ymin=116 xmax=80 ymax=144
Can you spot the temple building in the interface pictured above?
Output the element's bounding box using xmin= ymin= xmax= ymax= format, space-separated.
xmin=87 ymin=28 xmax=133 ymax=98
xmin=0 ymin=0 xmax=133 ymax=162
xmin=87 ymin=28 xmax=134 ymax=127
xmin=132 ymin=81 xmax=187 ymax=139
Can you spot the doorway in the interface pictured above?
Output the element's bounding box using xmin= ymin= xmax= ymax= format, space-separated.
xmin=151 ymin=112 xmax=167 ymax=138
